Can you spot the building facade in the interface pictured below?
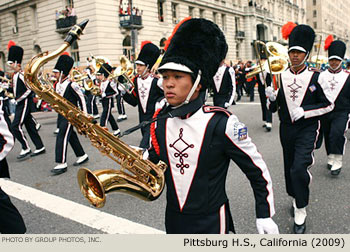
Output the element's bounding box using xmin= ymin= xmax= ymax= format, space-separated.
xmin=0 ymin=0 xmax=306 ymax=71
xmin=306 ymin=0 xmax=350 ymax=59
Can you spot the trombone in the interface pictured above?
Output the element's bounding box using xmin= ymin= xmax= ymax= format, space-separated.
xmin=246 ymin=41 xmax=289 ymax=88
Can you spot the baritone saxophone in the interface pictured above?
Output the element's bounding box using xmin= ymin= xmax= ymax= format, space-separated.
xmin=24 ymin=19 xmax=167 ymax=208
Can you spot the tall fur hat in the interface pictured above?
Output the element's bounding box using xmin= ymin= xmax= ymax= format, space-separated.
xmin=158 ymin=18 xmax=227 ymax=89
xmin=97 ymin=63 xmax=113 ymax=78
xmin=53 ymin=55 xmax=74 ymax=76
xmin=324 ymin=35 xmax=346 ymax=61
xmin=7 ymin=41 xmax=24 ymax=64
xmin=282 ymin=22 xmax=315 ymax=53
xmin=135 ymin=41 xmax=160 ymax=69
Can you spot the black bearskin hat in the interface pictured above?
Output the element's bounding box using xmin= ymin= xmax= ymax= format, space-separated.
xmin=135 ymin=42 xmax=160 ymax=69
xmin=97 ymin=63 xmax=112 ymax=78
xmin=325 ymin=35 xmax=346 ymax=61
xmin=158 ymin=18 xmax=227 ymax=89
xmin=8 ymin=45 xmax=24 ymax=64
xmin=288 ymin=24 xmax=315 ymax=53
xmin=53 ymin=55 xmax=74 ymax=76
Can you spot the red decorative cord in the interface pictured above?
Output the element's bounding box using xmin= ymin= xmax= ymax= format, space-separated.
xmin=150 ymin=108 xmax=162 ymax=156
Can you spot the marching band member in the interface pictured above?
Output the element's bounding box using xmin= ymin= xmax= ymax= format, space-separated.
xmin=212 ymin=57 xmax=236 ymax=108
xmin=123 ymin=41 xmax=163 ymax=148
xmin=319 ymin=36 xmax=350 ymax=176
xmin=51 ymin=54 xmax=89 ymax=175
xmin=148 ymin=17 xmax=278 ymax=234
xmin=0 ymin=99 xmax=26 ymax=233
xmin=256 ymin=67 xmax=273 ymax=132
xmin=266 ymin=23 xmax=333 ymax=233
xmin=8 ymin=42 xmax=45 ymax=159
xmin=84 ymin=65 xmax=99 ymax=119
xmin=96 ymin=63 xmax=120 ymax=136
xmin=0 ymin=70 xmax=11 ymax=119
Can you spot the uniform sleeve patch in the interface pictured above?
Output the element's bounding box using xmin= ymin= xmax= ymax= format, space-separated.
xmin=233 ymin=121 xmax=248 ymax=141
xmin=309 ymin=84 xmax=316 ymax=92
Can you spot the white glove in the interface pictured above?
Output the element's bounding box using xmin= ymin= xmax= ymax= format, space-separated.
xmin=117 ymin=85 xmax=126 ymax=95
xmin=256 ymin=218 xmax=279 ymax=234
xmin=224 ymin=102 xmax=230 ymax=108
xmin=101 ymin=93 xmax=106 ymax=98
xmin=291 ymin=107 xmax=304 ymax=122
xmin=265 ymin=86 xmax=277 ymax=102
xmin=10 ymin=99 xmax=17 ymax=105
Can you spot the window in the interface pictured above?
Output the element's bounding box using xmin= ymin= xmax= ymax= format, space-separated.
xmin=199 ymin=9 xmax=205 ymax=18
xmin=313 ymin=10 xmax=317 ymax=18
xmin=235 ymin=17 xmax=240 ymax=32
xmin=71 ymin=40 xmax=80 ymax=66
xmin=221 ymin=14 xmax=226 ymax=31
xmin=189 ymin=6 xmax=194 ymax=17
xmin=158 ymin=0 xmax=164 ymax=22
xmin=171 ymin=3 xmax=179 ymax=24
xmin=313 ymin=0 xmax=316 ymax=5
xmin=122 ymin=35 xmax=132 ymax=60
xmin=30 ymin=5 xmax=38 ymax=31
xmin=160 ymin=38 xmax=167 ymax=54
xmin=33 ymin=45 xmax=41 ymax=54
xmin=12 ymin=11 xmax=18 ymax=34
xmin=213 ymin=12 xmax=217 ymax=24
xmin=313 ymin=22 xmax=317 ymax=29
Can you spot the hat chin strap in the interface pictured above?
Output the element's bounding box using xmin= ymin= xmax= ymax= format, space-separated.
xmin=291 ymin=52 xmax=309 ymax=69
xmin=329 ymin=61 xmax=342 ymax=71
xmin=141 ymin=65 xmax=149 ymax=78
xmin=172 ymin=70 xmax=202 ymax=109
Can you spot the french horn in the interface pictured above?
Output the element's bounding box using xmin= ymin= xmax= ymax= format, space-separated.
xmin=24 ymin=19 xmax=167 ymax=208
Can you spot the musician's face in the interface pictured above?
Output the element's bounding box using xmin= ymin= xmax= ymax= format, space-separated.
xmin=161 ymin=70 xmax=201 ymax=106
xmin=288 ymin=50 xmax=306 ymax=66
xmin=136 ymin=64 xmax=147 ymax=75
xmin=52 ymin=71 xmax=60 ymax=80
xmin=329 ymin=59 xmax=342 ymax=69
xmin=9 ymin=62 xmax=21 ymax=72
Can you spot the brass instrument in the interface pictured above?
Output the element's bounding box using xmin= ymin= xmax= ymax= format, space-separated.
xmin=246 ymin=41 xmax=289 ymax=87
xmin=84 ymin=79 xmax=101 ymax=96
xmin=89 ymin=55 xmax=110 ymax=72
xmin=24 ymin=19 xmax=167 ymax=208
xmin=71 ymin=69 xmax=88 ymax=85
xmin=99 ymin=57 xmax=135 ymax=94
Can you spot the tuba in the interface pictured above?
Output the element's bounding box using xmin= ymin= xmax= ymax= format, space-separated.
xmin=24 ymin=19 xmax=167 ymax=208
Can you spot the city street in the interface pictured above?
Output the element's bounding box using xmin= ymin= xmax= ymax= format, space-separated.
xmin=1 ymin=95 xmax=349 ymax=234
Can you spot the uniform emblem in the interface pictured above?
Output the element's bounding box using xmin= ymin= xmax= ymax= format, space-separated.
xmin=233 ymin=122 xmax=248 ymax=141
xmin=287 ymin=78 xmax=302 ymax=101
xmin=73 ymin=83 xmax=81 ymax=92
xmin=169 ymin=128 xmax=194 ymax=175
xmin=309 ymin=84 xmax=317 ymax=92
xmin=238 ymin=127 xmax=248 ymax=141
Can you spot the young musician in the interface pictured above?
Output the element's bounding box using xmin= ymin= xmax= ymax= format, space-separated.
xmin=123 ymin=41 xmax=163 ymax=148
xmin=266 ymin=23 xmax=333 ymax=233
xmin=148 ymin=18 xmax=278 ymax=234
xmin=96 ymin=63 xmax=120 ymax=136
xmin=51 ymin=54 xmax=89 ymax=175
xmin=8 ymin=42 xmax=45 ymax=159
xmin=319 ymin=36 xmax=350 ymax=175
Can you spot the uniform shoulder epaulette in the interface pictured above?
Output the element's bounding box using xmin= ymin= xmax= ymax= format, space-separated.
xmin=308 ymin=67 xmax=321 ymax=72
xmin=203 ymin=105 xmax=232 ymax=117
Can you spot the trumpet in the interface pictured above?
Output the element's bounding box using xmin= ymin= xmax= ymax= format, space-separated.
xmin=71 ymin=69 xmax=88 ymax=85
xmin=24 ymin=19 xmax=167 ymax=208
xmin=246 ymin=41 xmax=289 ymax=87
